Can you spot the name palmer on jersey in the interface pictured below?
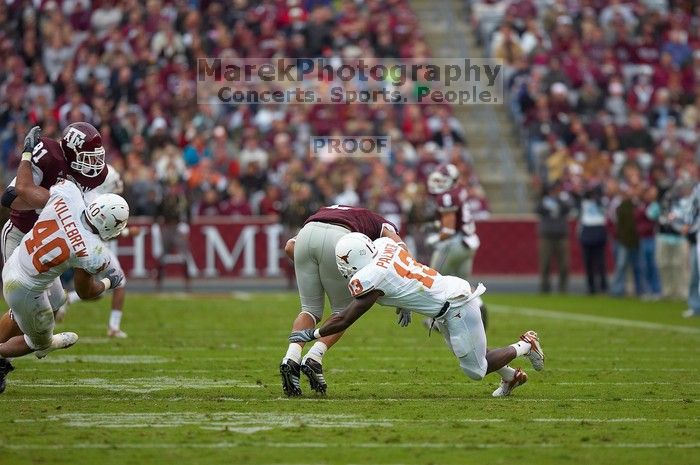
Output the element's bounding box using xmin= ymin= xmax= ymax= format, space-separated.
xmin=349 ymin=237 xmax=485 ymax=317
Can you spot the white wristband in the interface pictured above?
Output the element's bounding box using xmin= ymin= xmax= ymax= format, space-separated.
xmin=100 ymin=278 xmax=111 ymax=291
xmin=21 ymin=152 xmax=32 ymax=162
xmin=313 ymin=328 xmax=321 ymax=339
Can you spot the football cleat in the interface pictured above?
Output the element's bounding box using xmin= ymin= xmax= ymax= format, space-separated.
xmin=301 ymin=358 xmax=327 ymax=394
xmin=107 ymin=328 xmax=128 ymax=338
xmin=279 ymin=358 xmax=302 ymax=397
xmin=34 ymin=332 xmax=79 ymax=359
xmin=520 ymin=330 xmax=545 ymax=371
xmin=0 ymin=358 xmax=15 ymax=394
xmin=682 ymin=309 xmax=698 ymax=318
xmin=492 ymin=368 xmax=528 ymax=397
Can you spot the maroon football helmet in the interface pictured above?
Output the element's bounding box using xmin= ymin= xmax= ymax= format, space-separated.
xmin=60 ymin=122 xmax=106 ymax=178
xmin=427 ymin=163 xmax=460 ymax=194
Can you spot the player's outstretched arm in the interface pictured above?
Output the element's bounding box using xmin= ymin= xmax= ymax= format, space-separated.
xmin=73 ymin=267 xmax=124 ymax=300
xmin=380 ymin=226 xmax=409 ymax=251
xmin=289 ymin=290 xmax=382 ymax=343
xmin=14 ymin=127 xmax=49 ymax=209
xmin=437 ymin=210 xmax=457 ymax=240
xmin=320 ymin=290 xmax=381 ymax=336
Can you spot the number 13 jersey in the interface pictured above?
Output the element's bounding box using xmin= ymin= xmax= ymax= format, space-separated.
xmin=3 ymin=180 xmax=110 ymax=292
xmin=348 ymin=237 xmax=485 ymax=317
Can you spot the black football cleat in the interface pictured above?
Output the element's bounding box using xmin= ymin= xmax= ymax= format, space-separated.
xmin=0 ymin=358 xmax=15 ymax=394
xmin=279 ymin=359 xmax=302 ymax=397
xmin=301 ymin=358 xmax=327 ymax=395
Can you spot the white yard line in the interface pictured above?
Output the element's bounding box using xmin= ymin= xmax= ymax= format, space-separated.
xmin=489 ymin=304 xmax=700 ymax=335
xmin=2 ymin=442 xmax=698 ymax=450
xmin=13 ymin=367 xmax=699 ymax=374
xmin=1 ymin=396 xmax=695 ymax=403
xmin=6 ymin=377 xmax=263 ymax=393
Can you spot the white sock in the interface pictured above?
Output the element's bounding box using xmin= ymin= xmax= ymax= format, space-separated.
xmin=497 ymin=365 xmax=516 ymax=381
xmin=510 ymin=340 xmax=531 ymax=357
xmin=284 ymin=343 xmax=302 ymax=363
xmin=108 ymin=310 xmax=122 ymax=330
xmin=67 ymin=291 xmax=80 ymax=304
xmin=303 ymin=341 xmax=328 ymax=364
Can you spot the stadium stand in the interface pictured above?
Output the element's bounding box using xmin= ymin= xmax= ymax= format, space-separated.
xmin=0 ymin=0 xmax=489 ymax=239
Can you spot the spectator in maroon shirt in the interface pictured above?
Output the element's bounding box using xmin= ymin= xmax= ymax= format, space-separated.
xmin=220 ymin=181 xmax=253 ymax=217
xmin=259 ymin=185 xmax=283 ymax=216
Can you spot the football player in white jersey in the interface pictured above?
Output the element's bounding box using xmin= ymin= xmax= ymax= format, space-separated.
xmin=290 ymin=233 xmax=545 ymax=397
xmin=0 ymin=179 xmax=128 ymax=393
xmin=62 ymin=164 xmax=135 ymax=337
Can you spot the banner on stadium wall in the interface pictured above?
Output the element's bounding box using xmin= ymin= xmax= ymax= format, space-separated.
xmin=114 ymin=217 xmax=603 ymax=278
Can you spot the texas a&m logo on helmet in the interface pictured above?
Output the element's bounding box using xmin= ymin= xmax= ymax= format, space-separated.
xmin=60 ymin=122 xmax=106 ymax=178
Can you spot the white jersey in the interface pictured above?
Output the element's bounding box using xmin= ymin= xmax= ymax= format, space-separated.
xmin=82 ymin=164 xmax=122 ymax=204
xmin=348 ymin=238 xmax=485 ymax=317
xmin=2 ymin=180 xmax=111 ymax=292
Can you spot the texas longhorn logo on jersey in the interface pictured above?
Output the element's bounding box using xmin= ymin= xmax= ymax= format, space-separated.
xmin=63 ymin=127 xmax=87 ymax=151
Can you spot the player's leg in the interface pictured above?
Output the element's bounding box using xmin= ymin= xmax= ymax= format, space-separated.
xmin=175 ymin=231 xmax=191 ymax=292
xmin=684 ymin=241 xmax=700 ymax=318
xmin=438 ymin=298 xmax=544 ymax=397
xmin=300 ymin=225 xmax=352 ymax=394
xmin=104 ymin=251 xmax=128 ymax=337
xmin=0 ymin=223 xmax=23 ymax=391
xmin=0 ymin=311 xmax=23 ymax=343
xmin=0 ymin=310 xmax=20 ymax=394
xmin=280 ymin=224 xmax=325 ymax=396
xmin=1 ymin=287 xmax=77 ymax=360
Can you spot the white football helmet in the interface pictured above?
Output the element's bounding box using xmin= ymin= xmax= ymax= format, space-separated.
xmin=335 ymin=232 xmax=377 ymax=279
xmin=427 ymin=163 xmax=459 ymax=194
xmin=86 ymin=193 xmax=130 ymax=241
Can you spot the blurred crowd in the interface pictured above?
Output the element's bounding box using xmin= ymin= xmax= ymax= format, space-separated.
xmin=0 ymin=0 xmax=489 ymax=239
xmin=472 ymin=0 xmax=700 ymax=305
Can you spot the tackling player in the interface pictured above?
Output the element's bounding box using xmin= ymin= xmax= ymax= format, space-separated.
xmin=0 ymin=124 xmax=109 ymax=388
xmin=426 ymin=163 xmax=488 ymax=328
xmin=0 ymin=179 xmax=128 ymax=393
xmin=290 ymin=233 xmax=545 ymax=397
xmin=280 ymin=205 xmax=409 ymax=396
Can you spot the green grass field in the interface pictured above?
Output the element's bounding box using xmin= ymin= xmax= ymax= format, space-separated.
xmin=1 ymin=291 xmax=699 ymax=465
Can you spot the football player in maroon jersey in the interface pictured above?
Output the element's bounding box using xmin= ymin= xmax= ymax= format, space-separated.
xmin=426 ymin=163 xmax=488 ymax=329
xmin=280 ymin=205 xmax=409 ymax=396
xmin=0 ymin=123 xmax=108 ymax=389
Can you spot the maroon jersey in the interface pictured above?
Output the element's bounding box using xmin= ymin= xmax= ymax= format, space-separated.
xmin=9 ymin=137 xmax=106 ymax=233
xmin=434 ymin=186 xmax=480 ymax=248
xmin=304 ymin=205 xmax=397 ymax=239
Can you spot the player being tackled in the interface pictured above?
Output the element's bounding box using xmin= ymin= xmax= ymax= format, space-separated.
xmin=0 ymin=177 xmax=129 ymax=393
xmin=289 ymin=233 xmax=545 ymax=397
